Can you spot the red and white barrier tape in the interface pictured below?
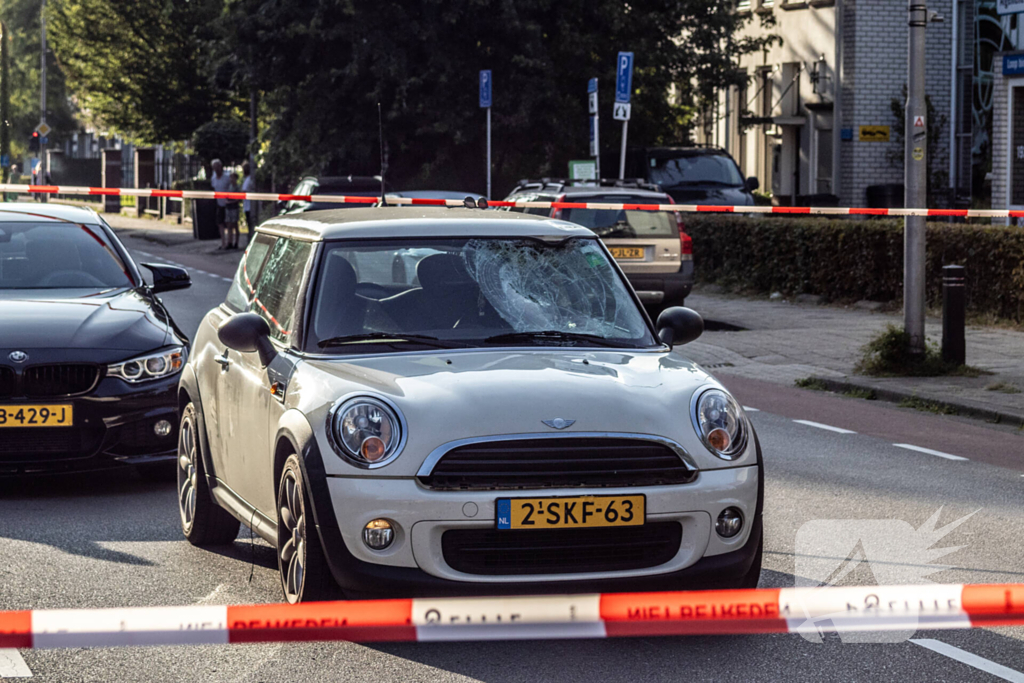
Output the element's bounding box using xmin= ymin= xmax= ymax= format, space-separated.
xmin=1 ymin=584 xmax=1021 ymax=648
xmin=0 ymin=183 xmax=1021 ymax=218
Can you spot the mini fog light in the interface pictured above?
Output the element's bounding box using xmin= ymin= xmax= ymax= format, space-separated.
xmin=153 ymin=420 xmax=173 ymax=438
xmin=716 ymin=507 xmax=743 ymax=538
xmin=363 ymin=519 xmax=394 ymax=550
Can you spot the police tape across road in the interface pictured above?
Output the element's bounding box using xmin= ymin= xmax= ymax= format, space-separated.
xmin=0 ymin=183 xmax=1022 ymax=218
xmin=0 ymin=584 xmax=1021 ymax=648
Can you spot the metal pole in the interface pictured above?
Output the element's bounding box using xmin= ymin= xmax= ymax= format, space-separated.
xmin=1 ymin=21 xmax=10 ymax=191
xmin=904 ymin=0 xmax=928 ymax=355
xmin=486 ymin=107 xmax=491 ymax=199
xmin=594 ymin=116 xmax=601 ymax=180
xmin=40 ymin=0 xmax=47 ymax=185
xmin=941 ymin=264 xmax=965 ymax=366
xmin=619 ymin=120 xmax=628 ymax=180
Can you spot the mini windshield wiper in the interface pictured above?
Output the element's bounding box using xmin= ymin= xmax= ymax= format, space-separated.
xmin=318 ymin=333 xmax=468 ymax=349
xmin=483 ymin=330 xmax=633 ymax=348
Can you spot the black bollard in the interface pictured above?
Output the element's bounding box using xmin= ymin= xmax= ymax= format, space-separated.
xmin=941 ymin=265 xmax=965 ymax=366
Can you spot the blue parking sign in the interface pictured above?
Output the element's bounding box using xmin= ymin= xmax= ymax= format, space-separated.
xmin=479 ymin=70 xmax=492 ymax=108
xmin=615 ymin=52 xmax=634 ymax=104
xmin=588 ymin=77 xmax=598 ymax=94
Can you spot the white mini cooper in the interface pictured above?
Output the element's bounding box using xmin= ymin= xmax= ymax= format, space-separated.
xmin=177 ymin=207 xmax=763 ymax=603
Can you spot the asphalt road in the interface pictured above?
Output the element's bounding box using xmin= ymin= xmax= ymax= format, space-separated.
xmin=0 ymin=231 xmax=1021 ymax=681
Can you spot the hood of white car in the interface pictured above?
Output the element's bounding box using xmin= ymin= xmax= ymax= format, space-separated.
xmin=295 ymin=348 xmax=749 ymax=476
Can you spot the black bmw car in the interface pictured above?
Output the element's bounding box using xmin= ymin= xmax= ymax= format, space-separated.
xmin=0 ymin=204 xmax=191 ymax=477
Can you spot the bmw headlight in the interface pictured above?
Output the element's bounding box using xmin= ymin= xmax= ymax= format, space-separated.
xmin=328 ymin=396 xmax=404 ymax=467
xmin=108 ymin=347 xmax=186 ymax=383
xmin=693 ymin=388 xmax=747 ymax=460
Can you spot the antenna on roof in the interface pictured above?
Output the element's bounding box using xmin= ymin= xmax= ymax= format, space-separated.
xmin=378 ymin=103 xmax=387 ymax=207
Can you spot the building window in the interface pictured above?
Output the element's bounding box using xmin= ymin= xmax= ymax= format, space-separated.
xmin=761 ymin=0 xmax=775 ymax=7
xmin=815 ymin=127 xmax=833 ymax=194
xmin=1011 ymin=86 xmax=1024 ymax=206
xmin=737 ymin=0 xmax=752 ymax=10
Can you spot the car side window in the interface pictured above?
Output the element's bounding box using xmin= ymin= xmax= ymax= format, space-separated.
xmin=249 ymin=237 xmax=313 ymax=343
xmin=225 ymin=233 xmax=277 ymax=311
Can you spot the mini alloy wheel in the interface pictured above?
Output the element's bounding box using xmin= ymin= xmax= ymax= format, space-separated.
xmin=178 ymin=403 xmax=239 ymax=545
xmin=277 ymin=454 xmax=333 ymax=603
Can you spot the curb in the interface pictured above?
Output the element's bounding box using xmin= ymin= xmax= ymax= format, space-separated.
xmin=808 ymin=376 xmax=1024 ymax=429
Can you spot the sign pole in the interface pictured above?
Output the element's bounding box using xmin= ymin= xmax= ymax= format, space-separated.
xmin=589 ymin=78 xmax=600 ymax=180
xmin=904 ymin=1 xmax=927 ymax=355
xmin=40 ymin=0 xmax=47 ymax=189
xmin=480 ymin=70 xmax=492 ymax=199
xmin=613 ymin=52 xmax=634 ymax=181
xmin=486 ymin=107 xmax=491 ymax=199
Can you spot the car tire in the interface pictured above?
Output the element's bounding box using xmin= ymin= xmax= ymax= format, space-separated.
xmin=178 ymin=403 xmax=240 ymax=546
xmin=277 ymin=453 xmax=336 ymax=603
xmin=739 ymin=526 xmax=763 ymax=589
xmin=136 ymin=460 xmax=177 ymax=483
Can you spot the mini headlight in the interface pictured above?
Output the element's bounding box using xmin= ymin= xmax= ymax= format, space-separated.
xmin=694 ymin=388 xmax=747 ymax=460
xmin=108 ymin=347 xmax=186 ymax=383
xmin=328 ymin=397 xmax=403 ymax=467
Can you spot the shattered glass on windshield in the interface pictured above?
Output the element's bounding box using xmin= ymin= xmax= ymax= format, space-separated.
xmin=462 ymin=238 xmax=647 ymax=339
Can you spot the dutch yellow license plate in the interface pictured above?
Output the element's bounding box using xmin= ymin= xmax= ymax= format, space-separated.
xmin=610 ymin=247 xmax=645 ymax=260
xmin=496 ymin=495 xmax=644 ymax=530
xmin=0 ymin=405 xmax=73 ymax=428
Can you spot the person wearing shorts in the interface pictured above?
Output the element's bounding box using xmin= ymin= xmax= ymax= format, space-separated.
xmin=224 ymin=172 xmax=241 ymax=249
xmin=209 ymin=159 xmax=232 ymax=250
xmin=241 ymin=161 xmax=256 ymax=246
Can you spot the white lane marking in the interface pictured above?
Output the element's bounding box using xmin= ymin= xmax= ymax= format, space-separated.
xmin=911 ymin=639 xmax=1024 ymax=682
xmin=743 ymin=406 xmax=760 ymax=412
xmin=196 ymin=583 xmax=227 ymax=605
xmin=893 ymin=443 xmax=968 ymax=461
xmin=0 ymin=649 xmax=32 ymax=677
xmin=792 ymin=419 xmax=856 ymax=434
xmin=136 ymin=250 xmax=152 ymax=257
xmin=221 ymin=277 xmax=232 ymax=282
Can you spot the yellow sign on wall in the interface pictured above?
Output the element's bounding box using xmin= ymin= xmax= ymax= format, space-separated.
xmin=859 ymin=126 xmax=891 ymax=142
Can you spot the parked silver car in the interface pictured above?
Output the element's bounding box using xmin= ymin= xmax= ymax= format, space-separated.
xmin=177 ymin=207 xmax=762 ymax=602
xmin=504 ymin=180 xmax=693 ymax=307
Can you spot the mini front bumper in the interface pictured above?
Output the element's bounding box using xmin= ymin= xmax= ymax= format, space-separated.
xmin=0 ymin=373 xmax=181 ymax=475
xmin=313 ymin=466 xmax=759 ymax=596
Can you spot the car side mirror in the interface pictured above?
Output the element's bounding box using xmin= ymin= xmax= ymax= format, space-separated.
xmin=656 ymin=306 xmax=704 ymax=347
xmin=745 ymin=176 xmax=760 ymax=192
xmin=141 ymin=263 xmax=191 ymax=294
xmin=218 ymin=312 xmax=277 ymax=367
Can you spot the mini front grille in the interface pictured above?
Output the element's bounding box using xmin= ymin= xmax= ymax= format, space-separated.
xmin=442 ymin=522 xmax=683 ymax=575
xmin=419 ymin=437 xmax=697 ymax=490
xmin=23 ymin=364 xmax=101 ymax=398
xmin=0 ymin=367 xmax=13 ymax=398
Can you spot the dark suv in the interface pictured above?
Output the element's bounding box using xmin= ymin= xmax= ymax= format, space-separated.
xmin=616 ymin=147 xmax=757 ymax=207
xmin=503 ymin=179 xmax=693 ymax=307
xmin=277 ymin=176 xmax=391 ymax=215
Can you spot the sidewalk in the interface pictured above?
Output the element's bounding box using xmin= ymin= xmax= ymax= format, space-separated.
xmin=682 ymin=286 xmax=1024 ymax=427
xmin=105 ymin=213 xmax=246 ymax=259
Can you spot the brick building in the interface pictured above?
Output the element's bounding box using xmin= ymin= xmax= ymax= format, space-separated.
xmin=699 ymin=0 xmax=972 ymax=208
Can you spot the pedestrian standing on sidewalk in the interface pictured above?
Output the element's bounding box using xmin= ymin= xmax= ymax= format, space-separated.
xmin=209 ymin=159 xmax=232 ymax=250
xmin=241 ymin=161 xmax=256 ymax=246
xmin=225 ymin=171 xmax=241 ymax=250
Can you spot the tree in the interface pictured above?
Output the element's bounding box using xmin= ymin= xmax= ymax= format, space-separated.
xmin=0 ymin=0 xmax=77 ymax=160
xmin=47 ymin=0 xmax=228 ymax=143
xmin=192 ymin=119 xmax=248 ymax=165
xmin=216 ymin=0 xmax=777 ymax=194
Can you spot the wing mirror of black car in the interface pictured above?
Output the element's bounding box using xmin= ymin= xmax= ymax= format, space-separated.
xmin=218 ymin=312 xmax=277 ymax=367
xmin=141 ymin=263 xmax=191 ymax=294
xmin=745 ymin=176 xmax=760 ymax=192
xmin=656 ymin=307 xmax=704 ymax=347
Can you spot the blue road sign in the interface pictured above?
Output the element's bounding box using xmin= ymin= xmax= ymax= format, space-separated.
xmin=615 ymin=52 xmax=634 ymax=104
xmin=0 ymin=155 xmax=9 ymax=167
xmin=479 ymin=70 xmax=492 ymax=108
xmin=40 ymin=137 xmax=48 ymax=145
xmin=588 ymin=77 xmax=598 ymax=94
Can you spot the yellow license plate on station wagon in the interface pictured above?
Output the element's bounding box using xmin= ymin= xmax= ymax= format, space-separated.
xmin=0 ymin=405 xmax=73 ymax=428
xmin=609 ymin=247 xmax=645 ymax=260
xmin=496 ymin=495 xmax=644 ymax=530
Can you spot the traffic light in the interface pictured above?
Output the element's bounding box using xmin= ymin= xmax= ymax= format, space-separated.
xmin=29 ymin=131 xmax=39 ymax=153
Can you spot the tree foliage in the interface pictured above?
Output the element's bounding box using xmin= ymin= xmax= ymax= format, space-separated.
xmin=192 ymin=119 xmax=248 ymax=164
xmin=216 ymin=0 xmax=777 ymax=194
xmin=0 ymin=0 xmax=77 ymax=159
xmin=47 ymin=0 xmax=227 ymax=142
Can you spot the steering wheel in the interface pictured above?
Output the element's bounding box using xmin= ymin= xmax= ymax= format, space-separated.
xmin=38 ymin=270 xmax=108 ymax=288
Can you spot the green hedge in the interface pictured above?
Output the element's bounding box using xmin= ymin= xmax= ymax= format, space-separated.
xmin=684 ymin=215 xmax=1024 ymax=321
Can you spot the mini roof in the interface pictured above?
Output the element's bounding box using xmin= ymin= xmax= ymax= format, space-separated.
xmin=0 ymin=203 xmax=101 ymax=224
xmin=258 ymin=207 xmax=596 ymax=241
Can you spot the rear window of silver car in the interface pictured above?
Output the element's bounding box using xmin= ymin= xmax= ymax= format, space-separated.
xmin=560 ymin=207 xmax=676 ymax=239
